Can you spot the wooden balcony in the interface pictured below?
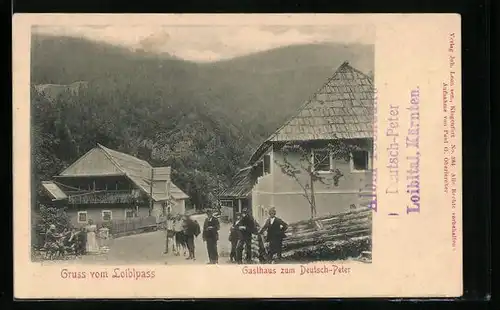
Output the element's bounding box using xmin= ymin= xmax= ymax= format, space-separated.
xmin=67 ymin=190 xmax=142 ymax=205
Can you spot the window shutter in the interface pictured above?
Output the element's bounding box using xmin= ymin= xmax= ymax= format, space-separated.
xmin=313 ymin=149 xmax=331 ymax=171
xmin=352 ymin=150 xmax=369 ymax=170
xmin=263 ymin=154 xmax=271 ymax=174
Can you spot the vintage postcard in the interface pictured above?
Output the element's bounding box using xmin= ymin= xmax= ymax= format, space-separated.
xmin=13 ymin=14 xmax=462 ymax=299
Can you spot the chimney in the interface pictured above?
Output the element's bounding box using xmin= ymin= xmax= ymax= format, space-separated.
xmin=152 ymin=166 xmax=172 ymax=199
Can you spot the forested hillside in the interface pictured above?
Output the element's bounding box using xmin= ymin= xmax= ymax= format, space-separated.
xmin=31 ymin=34 xmax=374 ymax=209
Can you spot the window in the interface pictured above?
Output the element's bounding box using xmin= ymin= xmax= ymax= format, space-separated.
xmin=312 ymin=149 xmax=332 ymax=172
xmin=255 ymin=161 xmax=264 ymax=179
xmin=77 ymin=211 xmax=87 ymax=223
xmin=125 ymin=209 xmax=135 ymax=219
xmin=102 ymin=210 xmax=112 ymax=222
xmin=352 ymin=150 xmax=370 ymax=171
xmin=259 ymin=206 xmax=267 ymax=221
xmin=220 ymin=200 xmax=233 ymax=209
xmin=263 ymin=154 xmax=271 ymax=175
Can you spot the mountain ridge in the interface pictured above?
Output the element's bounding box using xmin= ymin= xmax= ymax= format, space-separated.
xmin=31 ymin=34 xmax=374 ymax=209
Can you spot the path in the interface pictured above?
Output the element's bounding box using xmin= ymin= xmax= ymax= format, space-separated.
xmin=76 ymin=214 xmax=233 ymax=265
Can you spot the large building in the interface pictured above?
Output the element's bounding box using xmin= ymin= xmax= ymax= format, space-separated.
xmin=41 ymin=143 xmax=189 ymax=227
xmin=221 ymin=61 xmax=375 ymax=224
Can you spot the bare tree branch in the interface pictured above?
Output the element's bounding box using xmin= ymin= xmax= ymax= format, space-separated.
xmin=273 ymin=138 xmax=367 ymax=219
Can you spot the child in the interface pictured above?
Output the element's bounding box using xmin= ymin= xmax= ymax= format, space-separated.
xmin=163 ymin=214 xmax=175 ymax=254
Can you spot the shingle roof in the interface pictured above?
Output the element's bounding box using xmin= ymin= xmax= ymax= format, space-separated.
xmin=269 ymin=61 xmax=374 ymax=142
xmin=170 ymin=183 xmax=190 ymax=199
xmin=219 ymin=167 xmax=253 ymax=198
xmin=97 ymin=144 xmax=155 ymax=197
xmin=248 ymin=61 xmax=374 ymax=164
xmin=64 ymin=144 xmax=189 ymax=202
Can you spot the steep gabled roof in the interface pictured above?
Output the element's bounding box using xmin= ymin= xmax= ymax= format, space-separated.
xmin=96 ymin=144 xmax=155 ymax=196
xmin=58 ymin=146 xmax=125 ymax=177
xmin=219 ymin=167 xmax=253 ymax=198
xmin=249 ymin=61 xmax=374 ymax=164
xmin=56 ymin=144 xmax=188 ymax=202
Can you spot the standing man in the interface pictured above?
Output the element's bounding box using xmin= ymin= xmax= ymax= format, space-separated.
xmin=75 ymin=227 xmax=87 ymax=256
xmin=259 ymin=207 xmax=288 ymax=262
xmin=182 ymin=215 xmax=200 ymax=260
xmin=228 ymin=213 xmax=242 ymax=263
xmin=202 ymin=209 xmax=220 ymax=264
xmin=235 ymin=208 xmax=257 ymax=264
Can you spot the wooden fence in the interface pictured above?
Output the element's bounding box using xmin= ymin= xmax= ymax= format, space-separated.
xmin=110 ymin=216 xmax=158 ymax=237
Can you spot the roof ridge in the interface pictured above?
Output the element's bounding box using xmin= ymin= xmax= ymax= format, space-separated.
xmin=97 ymin=144 xmax=130 ymax=175
xmin=262 ymin=61 xmax=351 ymax=144
xmin=59 ymin=147 xmax=103 ymax=176
xmin=343 ymin=62 xmax=374 ymax=84
xmin=247 ymin=61 xmax=373 ymax=164
xmin=97 ymin=143 xmax=152 ymax=167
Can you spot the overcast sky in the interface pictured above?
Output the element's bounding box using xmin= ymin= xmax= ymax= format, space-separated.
xmin=33 ymin=25 xmax=374 ymax=62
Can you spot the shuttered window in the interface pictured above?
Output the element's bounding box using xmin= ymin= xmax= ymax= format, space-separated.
xmin=102 ymin=210 xmax=112 ymax=221
xmin=77 ymin=211 xmax=87 ymax=223
xmin=125 ymin=209 xmax=135 ymax=219
xmin=352 ymin=150 xmax=370 ymax=171
xmin=263 ymin=154 xmax=271 ymax=175
xmin=313 ymin=149 xmax=331 ymax=172
xmin=255 ymin=161 xmax=264 ymax=178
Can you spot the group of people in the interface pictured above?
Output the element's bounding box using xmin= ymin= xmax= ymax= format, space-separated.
xmin=164 ymin=207 xmax=288 ymax=264
xmin=163 ymin=214 xmax=201 ymax=260
xmin=229 ymin=207 xmax=289 ymax=264
xmin=43 ymin=219 xmax=101 ymax=259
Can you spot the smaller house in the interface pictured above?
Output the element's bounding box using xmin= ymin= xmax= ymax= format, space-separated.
xmin=218 ymin=167 xmax=253 ymax=222
xmin=40 ymin=143 xmax=189 ymax=227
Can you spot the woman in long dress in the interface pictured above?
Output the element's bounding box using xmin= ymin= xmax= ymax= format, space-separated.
xmin=85 ymin=219 xmax=99 ymax=254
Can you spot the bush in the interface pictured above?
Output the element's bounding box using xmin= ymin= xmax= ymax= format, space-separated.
xmin=33 ymin=204 xmax=71 ymax=248
xmin=99 ymin=221 xmax=113 ymax=232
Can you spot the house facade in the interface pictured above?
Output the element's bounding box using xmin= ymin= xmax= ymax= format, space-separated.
xmin=246 ymin=61 xmax=375 ymax=224
xmin=41 ymin=143 xmax=189 ymax=227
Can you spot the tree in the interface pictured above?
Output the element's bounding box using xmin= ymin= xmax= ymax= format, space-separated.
xmin=30 ymin=78 xmax=248 ymax=218
xmin=32 ymin=204 xmax=72 ymax=249
xmin=275 ymin=139 xmax=367 ymax=219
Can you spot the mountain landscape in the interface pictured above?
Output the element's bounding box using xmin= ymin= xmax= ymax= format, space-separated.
xmin=31 ymin=34 xmax=374 ymax=209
